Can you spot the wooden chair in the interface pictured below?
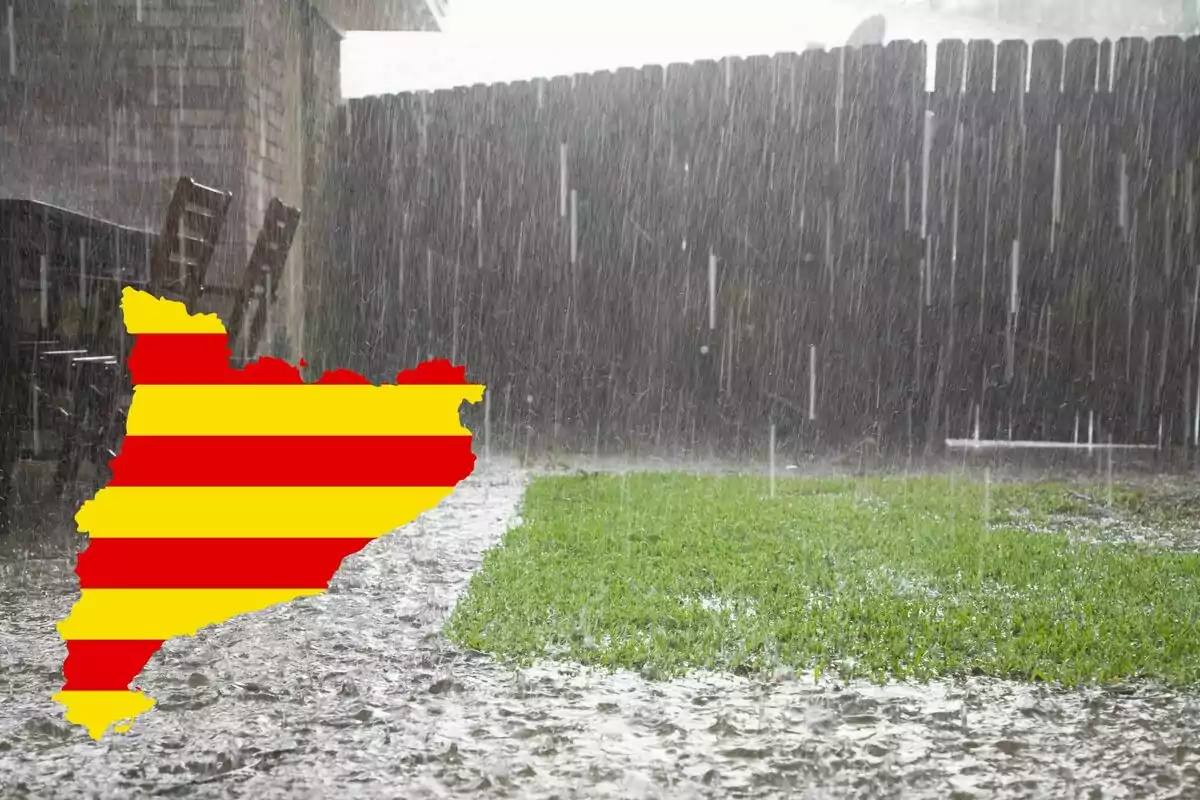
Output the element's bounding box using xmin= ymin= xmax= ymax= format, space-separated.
xmin=148 ymin=177 xmax=233 ymax=306
xmin=225 ymin=198 xmax=302 ymax=360
xmin=52 ymin=353 xmax=125 ymax=500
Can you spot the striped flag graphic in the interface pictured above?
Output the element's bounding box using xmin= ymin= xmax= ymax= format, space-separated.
xmin=54 ymin=288 xmax=484 ymax=740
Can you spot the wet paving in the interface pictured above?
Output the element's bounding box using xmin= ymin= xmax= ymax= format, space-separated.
xmin=3 ymin=457 xmax=1200 ymax=798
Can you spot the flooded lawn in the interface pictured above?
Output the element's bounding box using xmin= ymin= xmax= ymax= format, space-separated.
xmin=2 ymin=459 xmax=1200 ymax=798
xmin=452 ymin=472 xmax=1200 ymax=686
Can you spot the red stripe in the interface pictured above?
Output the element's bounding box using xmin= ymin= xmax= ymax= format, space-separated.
xmin=128 ymin=334 xmax=469 ymax=386
xmin=61 ymin=640 xmax=164 ymax=691
xmin=75 ymin=538 xmax=375 ymax=589
xmin=394 ymin=360 xmax=469 ymax=384
xmin=107 ymin=436 xmax=476 ymax=486
xmin=128 ymin=334 xmax=302 ymax=384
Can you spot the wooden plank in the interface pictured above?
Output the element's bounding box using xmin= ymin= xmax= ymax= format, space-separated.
xmin=371 ymin=92 xmax=419 ymax=369
xmin=928 ymin=38 xmax=963 ymax=440
xmin=452 ymin=84 xmax=489 ymax=374
xmin=776 ymin=49 xmax=820 ymax=433
xmin=663 ymin=59 xmax=722 ymax=435
xmin=480 ymin=78 xmax=536 ymax=442
xmin=832 ymin=43 xmax=886 ymax=441
xmin=963 ymin=37 xmax=1000 ymax=438
xmin=1057 ymin=39 xmax=1112 ymax=443
xmin=1147 ymin=37 xmax=1188 ymax=446
xmin=323 ymin=97 xmax=388 ymax=373
xmin=243 ymin=202 xmax=302 ymax=360
xmin=1184 ymin=37 xmax=1200 ymax=448
xmin=1091 ymin=39 xmax=1120 ymax=444
xmin=1112 ymin=37 xmax=1151 ymax=440
xmin=225 ymin=199 xmax=301 ymax=359
xmin=762 ymin=50 xmax=808 ymax=437
xmin=1004 ymin=40 xmax=1059 ymax=441
xmin=722 ymin=54 xmax=775 ymax=434
xmin=928 ymin=38 xmax=973 ymax=443
xmin=796 ymin=48 xmax=838 ymax=445
xmin=592 ymin=66 xmax=663 ymax=436
xmin=878 ymin=40 xmax=927 ymax=447
xmin=756 ymin=52 xmax=802 ymax=438
xmin=564 ymin=69 xmax=612 ymax=430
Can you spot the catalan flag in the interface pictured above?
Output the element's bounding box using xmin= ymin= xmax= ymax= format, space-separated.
xmin=54 ymin=287 xmax=484 ymax=740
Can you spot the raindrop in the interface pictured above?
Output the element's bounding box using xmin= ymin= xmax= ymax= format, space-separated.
xmin=1194 ymin=346 xmax=1200 ymax=445
xmin=768 ymin=423 xmax=776 ymax=499
xmin=475 ymin=196 xmax=483 ymax=271
xmin=808 ymin=344 xmax=817 ymax=421
xmin=920 ymin=110 xmax=933 ymax=239
xmin=1187 ymin=160 xmax=1196 ymax=239
xmin=982 ymin=467 xmax=992 ymax=523
xmin=39 ymin=253 xmax=48 ymax=328
xmin=569 ymin=189 xmax=578 ymax=265
xmin=559 ymin=142 xmax=569 ymax=217
xmin=1051 ymin=124 xmax=1063 ymax=251
xmin=240 ymin=307 xmax=251 ymax=363
xmin=484 ymin=389 xmax=491 ymax=465
xmin=1118 ymin=152 xmax=1129 ymax=231
xmin=29 ymin=377 xmax=39 ymax=457
xmin=5 ymin=3 xmax=14 ymax=77
xmin=451 ymin=255 xmax=461 ymax=364
xmin=425 ymin=247 xmax=433 ymax=321
xmin=78 ymin=238 xmax=88 ymax=310
xmin=264 ymin=273 xmax=273 ymax=357
xmin=1105 ymin=435 xmax=1114 ymax=507
xmin=1007 ymin=239 xmax=1020 ymax=381
xmin=257 ymin=93 xmax=267 ymax=226
xmin=515 ymin=221 xmax=525 ymax=282
xmin=419 ymin=92 xmax=429 ymax=157
xmin=707 ymin=250 xmax=717 ymax=331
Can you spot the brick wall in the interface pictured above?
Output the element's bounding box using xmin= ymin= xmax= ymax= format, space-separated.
xmin=0 ymin=0 xmax=342 ymax=358
xmin=240 ymin=0 xmax=340 ymax=361
xmin=0 ymin=0 xmax=248 ymax=289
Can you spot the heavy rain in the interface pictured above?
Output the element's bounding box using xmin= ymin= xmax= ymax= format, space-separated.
xmin=4 ymin=0 xmax=1200 ymax=797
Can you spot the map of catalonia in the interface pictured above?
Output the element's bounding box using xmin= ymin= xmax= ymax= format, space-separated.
xmin=54 ymin=287 xmax=484 ymax=741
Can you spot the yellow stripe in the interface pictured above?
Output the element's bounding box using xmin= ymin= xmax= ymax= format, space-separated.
xmin=125 ymin=384 xmax=485 ymax=436
xmin=58 ymin=588 xmax=324 ymax=641
xmin=76 ymin=485 xmax=458 ymax=538
xmin=53 ymin=690 xmax=157 ymax=741
xmin=122 ymin=287 xmax=226 ymax=334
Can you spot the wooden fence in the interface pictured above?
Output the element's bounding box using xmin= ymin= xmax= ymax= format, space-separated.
xmin=309 ymin=36 xmax=1200 ymax=456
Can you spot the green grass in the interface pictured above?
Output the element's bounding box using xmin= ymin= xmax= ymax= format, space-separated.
xmin=446 ymin=473 xmax=1200 ymax=688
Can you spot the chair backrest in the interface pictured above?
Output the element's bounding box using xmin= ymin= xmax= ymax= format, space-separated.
xmin=148 ymin=177 xmax=233 ymax=307
xmin=225 ymin=198 xmax=302 ymax=360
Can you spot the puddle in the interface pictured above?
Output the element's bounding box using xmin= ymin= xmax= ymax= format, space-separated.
xmin=1 ymin=457 xmax=1199 ymax=798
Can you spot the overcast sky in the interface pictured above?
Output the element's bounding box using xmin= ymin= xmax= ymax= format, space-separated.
xmin=339 ymin=0 xmax=1177 ymax=97
xmin=342 ymin=0 xmax=922 ymax=96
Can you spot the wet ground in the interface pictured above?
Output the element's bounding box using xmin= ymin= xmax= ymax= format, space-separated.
xmin=3 ymin=456 xmax=1200 ymax=798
